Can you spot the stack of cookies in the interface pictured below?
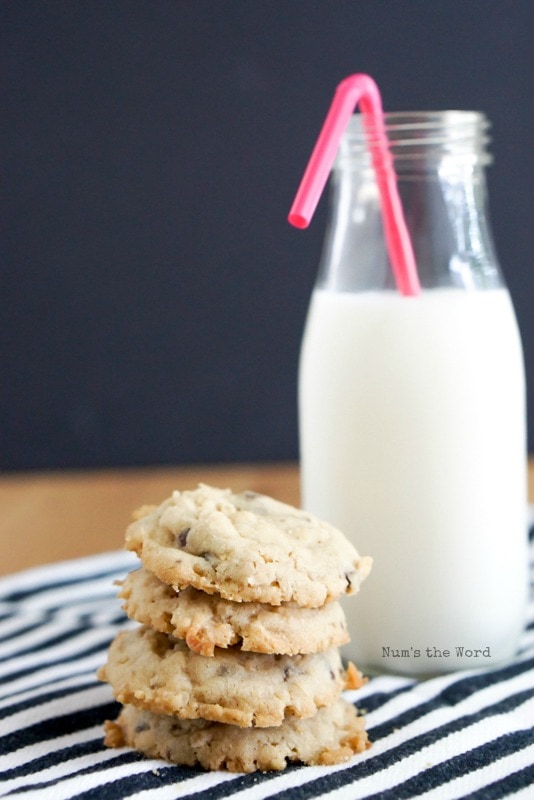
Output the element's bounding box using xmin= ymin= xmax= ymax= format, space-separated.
xmin=98 ymin=484 xmax=372 ymax=773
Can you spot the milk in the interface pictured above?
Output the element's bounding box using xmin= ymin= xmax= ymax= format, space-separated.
xmin=299 ymin=287 xmax=528 ymax=675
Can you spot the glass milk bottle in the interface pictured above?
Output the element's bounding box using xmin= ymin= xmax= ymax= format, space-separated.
xmin=298 ymin=112 xmax=528 ymax=676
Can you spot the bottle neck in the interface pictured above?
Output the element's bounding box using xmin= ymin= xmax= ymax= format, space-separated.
xmin=338 ymin=110 xmax=492 ymax=173
xmin=318 ymin=111 xmax=503 ymax=292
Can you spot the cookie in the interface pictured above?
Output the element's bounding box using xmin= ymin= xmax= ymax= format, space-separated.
xmin=124 ymin=484 xmax=372 ymax=607
xmin=104 ymin=699 xmax=370 ymax=773
xmin=118 ymin=567 xmax=350 ymax=656
xmin=97 ymin=625 xmax=362 ymax=728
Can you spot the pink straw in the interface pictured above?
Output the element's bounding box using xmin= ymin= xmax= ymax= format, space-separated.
xmin=288 ymin=74 xmax=420 ymax=297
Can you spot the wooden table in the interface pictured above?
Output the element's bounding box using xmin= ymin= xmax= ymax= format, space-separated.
xmin=1 ymin=460 xmax=533 ymax=577
xmin=0 ymin=462 xmax=300 ymax=576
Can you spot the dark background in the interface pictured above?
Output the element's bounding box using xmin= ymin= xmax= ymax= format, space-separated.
xmin=2 ymin=1 xmax=533 ymax=471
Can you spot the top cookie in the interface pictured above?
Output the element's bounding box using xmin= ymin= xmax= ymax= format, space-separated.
xmin=125 ymin=484 xmax=371 ymax=607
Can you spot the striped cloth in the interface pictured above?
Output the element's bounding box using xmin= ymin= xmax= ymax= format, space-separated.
xmin=1 ymin=530 xmax=533 ymax=800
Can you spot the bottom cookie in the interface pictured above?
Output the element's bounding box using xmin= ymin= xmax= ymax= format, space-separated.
xmin=104 ymin=699 xmax=370 ymax=773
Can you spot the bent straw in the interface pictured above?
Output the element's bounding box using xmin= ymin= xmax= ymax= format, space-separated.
xmin=288 ymin=74 xmax=420 ymax=297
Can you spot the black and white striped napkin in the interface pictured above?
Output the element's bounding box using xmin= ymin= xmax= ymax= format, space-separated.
xmin=1 ymin=530 xmax=533 ymax=799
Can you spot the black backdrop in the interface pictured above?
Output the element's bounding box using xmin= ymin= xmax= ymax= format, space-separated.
xmin=2 ymin=1 xmax=533 ymax=470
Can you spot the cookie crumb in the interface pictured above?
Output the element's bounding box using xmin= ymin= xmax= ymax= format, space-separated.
xmin=345 ymin=661 xmax=367 ymax=690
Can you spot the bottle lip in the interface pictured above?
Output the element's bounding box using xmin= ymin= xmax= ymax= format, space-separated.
xmin=355 ymin=109 xmax=488 ymax=125
xmin=339 ymin=110 xmax=492 ymax=167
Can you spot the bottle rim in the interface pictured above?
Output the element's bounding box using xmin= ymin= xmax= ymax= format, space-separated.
xmin=339 ymin=110 xmax=492 ymax=167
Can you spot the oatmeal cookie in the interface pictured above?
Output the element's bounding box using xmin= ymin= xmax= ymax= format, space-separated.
xmin=97 ymin=625 xmax=360 ymax=728
xmin=104 ymin=699 xmax=370 ymax=772
xmin=118 ymin=567 xmax=350 ymax=656
xmin=124 ymin=484 xmax=371 ymax=607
